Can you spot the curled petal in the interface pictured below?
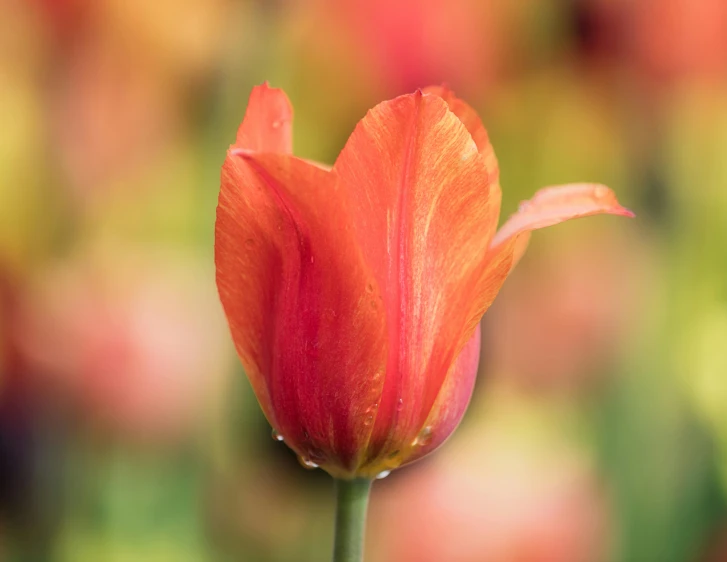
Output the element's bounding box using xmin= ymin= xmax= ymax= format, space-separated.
xmin=234 ymin=82 xmax=293 ymax=154
xmin=215 ymin=152 xmax=387 ymax=476
xmin=334 ymin=91 xmax=500 ymax=468
xmin=479 ymin=183 xmax=634 ymax=316
xmin=492 ymin=183 xmax=635 ymax=249
xmin=423 ymin=85 xmax=499 ymax=181
xmin=424 ymin=84 xmax=503 ymax=253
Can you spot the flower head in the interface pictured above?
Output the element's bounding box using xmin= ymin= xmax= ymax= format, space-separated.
xmin=215 ymin=83 xmax=633 ymax=479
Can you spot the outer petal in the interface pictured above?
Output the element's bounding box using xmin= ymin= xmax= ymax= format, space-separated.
xmin=360 ymin=325 xmax=482 ymax=478
xmin=333 ymin=92 xmax=500 ymax=468
xmin=480 ymin=183 xmax=634 ymax=310
xmin=234 ymin=82 xmax=293 ymax=154
xmin=423 ymin=85 xmax=506 ymax=280
xmin=492 ymin=183 xmax=635 ymax=256
xmin=405 ymin=325 xmax=481 ymax=465
xmin=422 ymin=85 xmax=499 ymax=182
xmin=215 ymin=151 xmax=387 ymax=477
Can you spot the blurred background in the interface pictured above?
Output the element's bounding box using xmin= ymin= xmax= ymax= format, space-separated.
xmin=1 ymin=0 xmax=727 ymax=560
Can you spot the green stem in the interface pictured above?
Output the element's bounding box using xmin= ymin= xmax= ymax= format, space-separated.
xmin=332 ymin=478 xmax=373 ymax=562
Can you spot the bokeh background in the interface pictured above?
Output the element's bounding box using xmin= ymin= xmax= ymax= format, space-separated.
xmin=2 ymin=0 xmax=727 ymax=560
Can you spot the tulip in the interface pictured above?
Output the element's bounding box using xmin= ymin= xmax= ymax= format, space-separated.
xmin=215 ymin=83 xmax=632 ymax=561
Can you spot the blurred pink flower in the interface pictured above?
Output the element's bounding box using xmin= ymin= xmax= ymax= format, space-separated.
xmin=482 ymin=227 xmax=649 ymax=392
xmin=17 ymin=251 xmax=231 ymax=443
xmin=305 ymin=0 xmax=506 ymax=95
xmin=370 ymin=426 xmax=611 ymax=562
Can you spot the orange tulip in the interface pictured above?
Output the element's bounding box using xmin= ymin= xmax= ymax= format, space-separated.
xmin=215 ymin=83 xmax=633 ymax=479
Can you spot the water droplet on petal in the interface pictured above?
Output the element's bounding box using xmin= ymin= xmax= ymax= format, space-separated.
xmin=271 ymin=429 xmax=284 ymax=442
xmin=363 ymin=403 xmax=379 ymax=426
xmin=298 ymin=456 xmax=319 ymax=469
xmin=413 ymin=426 xmax=433 ymax=447
xmin=244 ymin=238 xmax=255 ymax=248
xmin=376 ymin=470 xmax=391 ymax=480
xmin=365 ymin=283 xmax=374 ymax=294
xmin=396 ymin=398 xmax=404 ymax=411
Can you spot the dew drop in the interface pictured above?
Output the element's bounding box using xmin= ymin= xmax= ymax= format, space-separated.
xmin=310 ymin=255 xmax=315 ymax=264
xmin=365 ymin=283 xmax=374 ymax=294
xmin=413 ymin=426 xmax=433 ymax=447
xmin=298 ymin=456 xmax=319 ymax=469
xmin=271 ymin=429 xmax=284 ymax=442
xmin=244 ymin=238 xmax=255 ymax=248
xmin=363 ymin=403 xmax=379 ymax=426
xmin=396 ymin=398 xmax=404 ymax=412
xmin=376 ymin=470 xmax=391 ymax=480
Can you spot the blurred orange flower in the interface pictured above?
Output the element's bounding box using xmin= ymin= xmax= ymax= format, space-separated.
xmin=629 ymin=0 xmax=727 ymax=88
xmin=215 ymin=83 xmax=632 ymax=479
xmin=581 ymin=0 xmax=727 ymax=90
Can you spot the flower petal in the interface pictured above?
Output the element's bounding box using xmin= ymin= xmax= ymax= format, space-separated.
xmin=492 ymin=183 xmax=635 ymax=250
xmin=234 ymin=82 xmax=293 ymax=154
xmin=400 ymin=325 xmax=482 ymax=469
xmin=215 ymin=151 xmax=387 ymax=476
xmin=424 ymin=85 xmax=503 ymax=252
xmin=480 ymin=183 xmax=634 ymax=316
xmin=333 ymin=91 xmax=500 ymax=467
xmin=422 ymin=85 xmax=499 ymax=181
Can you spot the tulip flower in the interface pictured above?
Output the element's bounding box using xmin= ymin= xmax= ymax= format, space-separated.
xmin=215 ymin=83 xmax=632 ymax=562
